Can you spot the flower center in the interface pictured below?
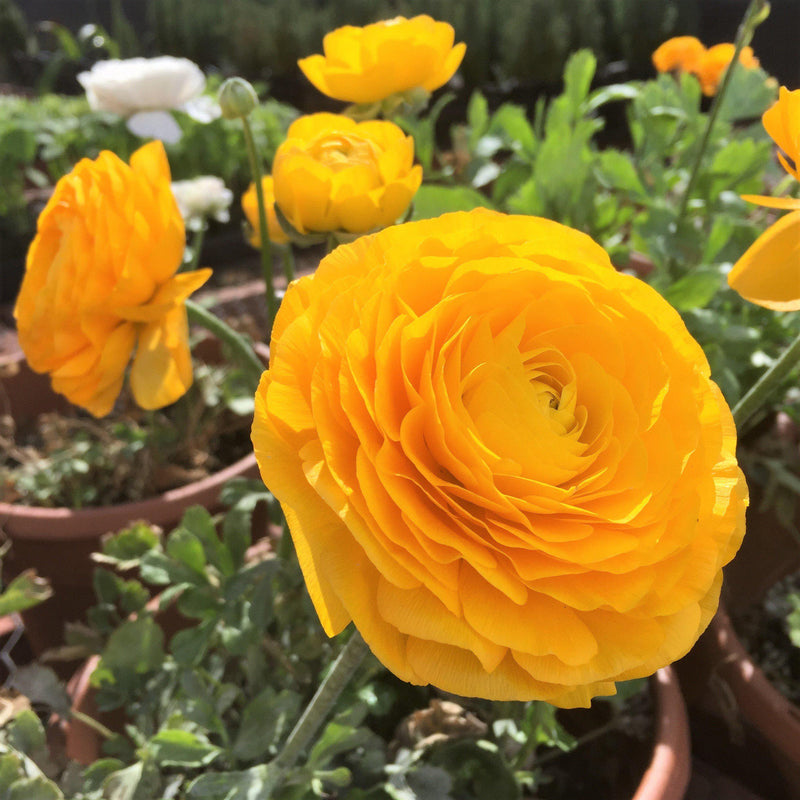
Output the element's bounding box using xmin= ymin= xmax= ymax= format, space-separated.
xmin=311 ymin=133 xmax=380 ymax=172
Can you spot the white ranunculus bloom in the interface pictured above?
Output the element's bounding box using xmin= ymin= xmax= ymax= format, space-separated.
xmin=171 ymin=176 xmax=234 ymax=231
xmin=78 ymin=56 xmax=220 ymax=143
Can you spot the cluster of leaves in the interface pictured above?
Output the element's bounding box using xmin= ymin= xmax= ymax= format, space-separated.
xmin=0 ymin=86 xmax=296 ymax=247
xmin=0 ymin=484 xmax=652 ymax=799
xmin=1 ymin=354 xmax=257 ymax=508
xmin=409 ymin=50 xmax=800 ymax=411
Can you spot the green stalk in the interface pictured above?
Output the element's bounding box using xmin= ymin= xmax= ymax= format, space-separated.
xmin=71 ymin=709 xmax=116 ymax=741
xmin=241 ymin=117 xmax=277 ymax=338
xmin=185 ymin=298 xmax=264 ymax=389
xmin=281 ymin=244 xmax=296 ymax=283
xmin=666 ymin=0 xmax=770 ymax=278
xmin=263 ymin=631 xmax=370 ymax=797
xmin=732 ymin=328 xmax=800 ymax=429
xmin=187 ymin=223 xmax=206 ymax=273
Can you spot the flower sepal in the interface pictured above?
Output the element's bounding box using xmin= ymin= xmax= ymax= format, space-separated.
xmin=273 ymin=203 xmax=329 ymax=247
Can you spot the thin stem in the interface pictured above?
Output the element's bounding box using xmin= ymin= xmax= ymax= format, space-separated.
xmin=281 ymin=245 xmax=296 ymax=283
xmin=264 ymin=631 xmax=370 ymax=797
xmin=241 ymin=117 xmax=277 ymax=338
xmin=732 ymin=328 xmax=800 ymax=429
xmin=187 ymin=224 xmax=206 ymax=273
xmin=185 ymin=299 xmax=264 ymax=389
xmin=71 ymin=709 xmax=116 ymax=741
xmin=666 ymin=0 xmax=768 ymax=278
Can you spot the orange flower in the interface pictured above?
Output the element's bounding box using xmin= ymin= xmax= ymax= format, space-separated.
xmin=272 ymin=113 xmax=422 ymax=235
xmin=728 ymin=87 xmax=800 ymax=309
xmin=298 ymin=15 xmax=466 ymax=105
xmin=242 ymin=176 xmax=289 ymax=246
xmin=695 ymin=43 xmax=759 ymax=96
xmin=652 ymin=36 xmax=706 ymax=74
xmin=252 ymin=209 xmax=747 ymax=707
xmin=14 ymin=142 xmax=211 ymax=417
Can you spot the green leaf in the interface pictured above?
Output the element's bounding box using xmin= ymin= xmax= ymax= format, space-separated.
xmin=187 ymin=765 xmax=274 ymax=799
xmin=664 ymin=269 xmax=723 ymax=311
xmin=717 ymin=64 xmax=778 ymax=122
xmin=488 ymin=104 xmax=536 ymax=158
xmin=171 ymin=620 xmax=214 ymax=665
xmin=5 ymin=710 xmax=47 ymax=756
xmin=596 ymin=150 xmax=645 ymax=196
xmin=97 ymin=522 xmax=160 ymax=569
xmin=80 ymin=759 xmax=127 ymax=793
xmin=231 ymin=688 xmax=301 ymax=762
xmin=10 ymin=665 xmax=71 ymax=718
xmin=7 ymin=776 xmax=63 ymax=800
xmin=93 ymin=617 xmax=165 ymax=684
xmin=101 ymin=761 xmax=144 ymax=800
xmin=410 ymin=185 xmax=494 ymax=221
xmin=0 ymin=571 xmax=52 ymax=616
xmin=0 ymin=755 xmax=23 ymax=794
xmin=307 ymin=722 xmax=374 ymax=771
xmin=585 ymin=83 xmax=639 ymax=114
xmin=466 ymin=91 xmax=490 ymax=148
xmin=166 ymin=527 xmax=207 ymax=577
xmin=93 ymin=568 xmax=121 ymax=605
xmin=179 ymin=506 xmax=234 ymax=576
xmin=563 ymin=49 xmax=596 ymax=115
xmin=148 ymin=729 xmax=221 ymax=768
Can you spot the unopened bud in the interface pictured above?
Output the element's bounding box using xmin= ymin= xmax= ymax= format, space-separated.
xmin=218 ymin=77 xmax=258 ymax=119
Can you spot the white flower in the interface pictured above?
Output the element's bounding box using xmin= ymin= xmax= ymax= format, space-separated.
xmin=171 ymin=176 xmax=233 ymax=231
xmin=77 ymin=56 xmax=220 ymax=143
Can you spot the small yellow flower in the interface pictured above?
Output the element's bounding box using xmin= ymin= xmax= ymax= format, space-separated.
xmin=242 ymin=176 xmax=289 ymax=246
xmin=298 ymin=15 xmax=466 ymax=105
xmin=272 ymin=113 xmax=422 ymax=235
xmin=14 ymin=142 xmax=211 ymax=417
xmin=762 ymin=85 xmax=800 ymax=181
xmin=252 ymin=209 xmax=747 ymax=707
xmin=652 ymin=36 xmax=706 ymax=74
xmin=695 ymin=43 xmax=759 ymax=96
xmin=728 ymin=87 xmax=800 ymax=309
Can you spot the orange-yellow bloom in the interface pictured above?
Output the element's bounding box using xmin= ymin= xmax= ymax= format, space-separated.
xmin=728 ymin=87 xmax=800 ymax=309
xmin=242 ymin=176 xmax=289 ymax=246
xmin=272 ymin=113 xmax=422 ymax=235
xmin=652 ymin=36 xmax=706 ymax=74
xmin=252 ymin=209 xmax=747 ymax=707
xmin=695 ymin=43 xmax=759 ymax=96
xmin=14 ymin=142 xmax=211 ymax=417
xmin=762 ymin=85 xmax=800 ymax=181
xmin=298 ymin=15 xmax=466 ymax=105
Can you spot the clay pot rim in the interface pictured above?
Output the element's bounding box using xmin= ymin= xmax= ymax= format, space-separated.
xmin=0 ymin=452 xmax=258 ymax=539
xmin=707 ymin=605 xmax=800 ymax=764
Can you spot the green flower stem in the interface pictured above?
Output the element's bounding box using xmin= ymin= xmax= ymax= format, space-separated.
xmin=185 ymin=298 xmax=265 ymax=389
xmin=188 ymin=224 xmax=206 ymax=273
xmin=666 ymin=0 xmax=769 ymax=278
xmin=71 ymin=709 xmax=116 ymax=741
xmin=241 ymin=117 xmax=277 ymax=338
xmin=281 ymin=244 xmax=296 ymax=283
xmin=733 ymin=328 xmax=800 ymax=429
xmin=264 ymin=630 xmax=370 ymax=797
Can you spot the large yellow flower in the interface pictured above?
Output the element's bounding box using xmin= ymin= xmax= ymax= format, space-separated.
xmin=272 ymin=113 xmax=422 ymax=236
xmin=14 ymin=142 xmax=211 ymax=417
xmin=728 ymin=87 xmax=800 ymax=309
xmin=252 ymin=210 xmax=747 ymax=707
xmin=298 ymin=15 xmax=466 ymax=105
xmin=242 ymin=176 xmax=289 ymax=247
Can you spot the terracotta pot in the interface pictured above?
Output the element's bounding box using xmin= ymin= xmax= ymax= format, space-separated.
xmin=66 ymin=658 xmax=690 ymax=799
xmin=678 ymin=606 xmax=800 ymax=798
xmin=0 ymin=338 xmax=269 ymax=657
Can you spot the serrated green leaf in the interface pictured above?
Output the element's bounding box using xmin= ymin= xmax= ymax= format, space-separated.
xmin=148 ymin=729 xmax=221 ymax=767
xmin=93 ymin=617 xmax=164 ymax=685
xmin=5 ymin=710 xmax=46 ymax=756
xmin=231 ymin=687 xmax=301 ymax=762
xmin=466 ymin=91 xmax=490 ymax=148
xmin=10 ymin=665 xmax=71 ymax=718
xmin=171 ymin=620 xmax=214 ymax=666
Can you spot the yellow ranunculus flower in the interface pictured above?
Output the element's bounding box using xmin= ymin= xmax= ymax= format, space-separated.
xmin=652 ymin=36 xmax=706 ymax=74
xmin=272 ymin=113 xmax=422 ymax=235
xmin=695 ymin=43 xmax=759 ymax=96
xmin=242 ymin=176 xmax=289 ymax=246
xmin=252 ymin=209 xmax=748 ymax=707
xmin=14 ymin=141 xmax=211 ymax=417
xmin=298 ymin=15 xmax=466 ymax=105
xmin=762 ymin=85 xmax=800 ymax=181
xmin=728 ymin=87 xmax=800 ymax=309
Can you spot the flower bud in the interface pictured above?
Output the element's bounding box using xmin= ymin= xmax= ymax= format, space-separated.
xmin=218 ymin=77 xmax=258 ymax=119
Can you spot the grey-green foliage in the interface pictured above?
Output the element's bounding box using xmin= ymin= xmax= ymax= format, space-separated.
xmin=147 ymin=0 xmax=695 ymax=89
